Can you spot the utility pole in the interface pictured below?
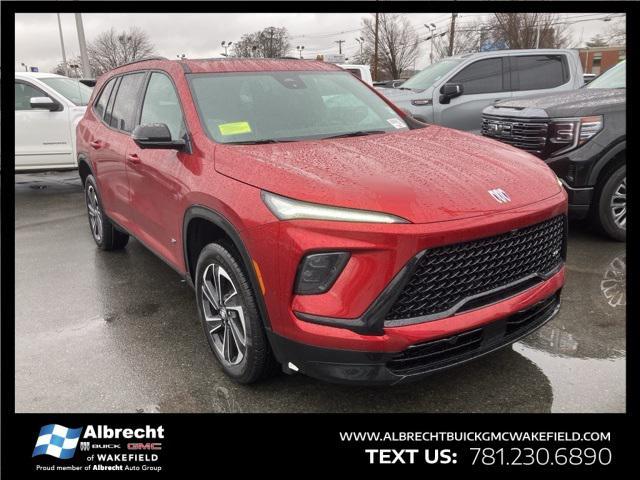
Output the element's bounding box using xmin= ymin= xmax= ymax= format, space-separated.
xmin=535 ymin=23 xmax=541 ymax=48
xmin=448 ymin=13 xmax=458 ymax=57
xmin=425 ymin=23 xmax=436 ymax=64
xmin=74 ymin=13 xmax=92 ymax=78
xmin=373 ymin=12 xmax=379 ymax=81
xmin=267 ymin=27 xmax=276 ymax=58
xmin=56 ymin=13 xmax=68 ymax=76
xmin=355 ymin=37 xmax=364 ymax=57
xmin=335 ymin=39 xmax=345 ymax=54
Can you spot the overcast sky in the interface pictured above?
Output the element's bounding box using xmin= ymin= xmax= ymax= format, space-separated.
xmin=15 ymin=12 xmax=624 ymax=74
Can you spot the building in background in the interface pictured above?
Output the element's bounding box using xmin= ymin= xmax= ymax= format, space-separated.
xmin=579 ymin=46 xmax=625 ymax=75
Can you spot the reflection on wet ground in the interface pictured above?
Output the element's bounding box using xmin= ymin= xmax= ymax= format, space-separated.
xmin=15 ymin=172 xmax=625 ymax=413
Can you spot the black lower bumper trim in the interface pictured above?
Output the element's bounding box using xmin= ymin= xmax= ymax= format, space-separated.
xmin=270 ymin=290 xmax=561 ymax=385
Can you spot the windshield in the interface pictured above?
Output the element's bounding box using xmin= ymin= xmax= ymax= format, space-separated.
xmin=188 ymin=71 xmax=408 ymax=144
xmin=401 ymin=58 xmax=463 ymax=90
xmin=586 ymin=61 xmax=626 ymax=89
xmin=40 ymin=77 xmax=93 ymax=106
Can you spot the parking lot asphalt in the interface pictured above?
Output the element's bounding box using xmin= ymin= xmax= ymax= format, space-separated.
xmin=14 ymin=171 xmax=626 ymax=413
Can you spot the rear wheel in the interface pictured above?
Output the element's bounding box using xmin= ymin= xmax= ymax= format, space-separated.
xmin=195 ymin=243 xmax=278 ymax=383
xmin=84 ymin=175 xmax=129 ymax=250
xmin=594 ymin=165 xmax=626 ymax=242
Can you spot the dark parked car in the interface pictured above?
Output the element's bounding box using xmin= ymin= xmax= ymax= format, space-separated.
xmin=482 ymin=60 xmax=625 ymax=241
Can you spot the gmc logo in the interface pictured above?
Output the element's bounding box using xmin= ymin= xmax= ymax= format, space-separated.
xmin=127 ymin=443 xmax=162 ymax=451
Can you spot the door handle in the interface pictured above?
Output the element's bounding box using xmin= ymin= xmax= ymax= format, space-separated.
xmin=126 ymin=153 xmax=141 ymax=165
xmin=90 ymin=140 xmax=103 ymax=149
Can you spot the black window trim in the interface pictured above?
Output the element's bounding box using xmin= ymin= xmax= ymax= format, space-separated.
xmin=510 ymin=54 xmax=570 ymax=92
xmin=15 ymin=79 xmax=64 ymax=112
xmin=136 ymin=69 xmax=190 ymax=144
xmin=449 ymin=57 xmax=507 ymax=95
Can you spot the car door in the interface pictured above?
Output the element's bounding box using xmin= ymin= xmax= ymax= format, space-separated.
xmin=509 ymin=54 xmax=572 ymax=99
xmin=434 ymin=57 xmax=511 ymax=132
xmin=125 ymin=71 xmax=189 ymax=269
xmin=92 ymin=72 xmax=147 ymax=230
xmin=15 ymin=80 xmax=72 ymax=169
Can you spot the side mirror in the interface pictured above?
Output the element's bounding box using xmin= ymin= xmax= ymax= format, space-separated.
xmin=438 ymin=83 xmax=463 ymax=104
xmin=132 ymin=123 xmax=186 ymax=150
xmin=30 ymin=96 xmax=61 ymax=111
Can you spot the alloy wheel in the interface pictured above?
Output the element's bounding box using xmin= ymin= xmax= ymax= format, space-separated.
xmin=610 ymin=176 xmax=626 ymax=230
xmin=201 ymin=263 xmax=247 ymax=366
xmin=86 ymin=185 xmax=103 ymax=242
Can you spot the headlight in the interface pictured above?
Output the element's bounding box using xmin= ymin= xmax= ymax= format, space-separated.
xmin=548 ymin=115 xmax=603 ymax=156
xmin=261 ymin=191 xmax=410 ymax=224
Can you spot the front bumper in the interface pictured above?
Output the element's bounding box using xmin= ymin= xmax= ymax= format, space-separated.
xmin=269 ymin=291 xmax=561 ymax=385
xmin=560 ymin=180 xmax=593 ymax=219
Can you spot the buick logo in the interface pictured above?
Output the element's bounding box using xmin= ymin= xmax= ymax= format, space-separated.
xmin=488 ymin=188 xmax=511 ymax=204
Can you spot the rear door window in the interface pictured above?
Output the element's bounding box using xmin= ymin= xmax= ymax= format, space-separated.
xmin=449 ymin=58 xmax=505 ymax=95
xmin=108 ymin=72 xmax=146 ymax=132
xmin=511 ymin=55 xmax=568 ymax=91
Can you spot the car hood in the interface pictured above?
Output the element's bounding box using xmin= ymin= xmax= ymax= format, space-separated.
xmin=488 ymin=88 xmax=626 ymax=118
xmin=215 ymin=126 xmax=562 ymax=224
xmin=376 ymin=87 xmax=433 ymax=104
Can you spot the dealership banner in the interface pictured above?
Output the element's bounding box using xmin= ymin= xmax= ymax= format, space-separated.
xmin=2 ymin=414 xmax=629 ymax=473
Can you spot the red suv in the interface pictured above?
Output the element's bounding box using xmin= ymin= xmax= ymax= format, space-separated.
xmin=77 ymin=57 xmax=567 ymax=385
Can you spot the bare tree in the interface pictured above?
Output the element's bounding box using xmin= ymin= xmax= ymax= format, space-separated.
xmin=232 ymin=27 xmax=291 ymax=58
xmin=586 ymin=34 xmax=608 ymax=48
xmin=431 ymin=20 xmax=483 ymax=61
xmin=360 ymin=14 xmax=420 ymax=79
xmin=605 ymin=18 xmax=626 ymax=46
xmin=87 ymin=27 xmax=156 ymax=76
xmin=487 ymin=13 xmax=572 ymax=49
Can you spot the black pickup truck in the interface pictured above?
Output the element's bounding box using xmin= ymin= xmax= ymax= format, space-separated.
xmin=482 ymin=60 xmax=626 ymax=241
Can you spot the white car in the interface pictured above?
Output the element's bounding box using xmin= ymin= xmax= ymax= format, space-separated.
xmin=337 ymin=64 xmax=373 ymax=85
xmin=15 ymin=72 xmax=93 ymax=171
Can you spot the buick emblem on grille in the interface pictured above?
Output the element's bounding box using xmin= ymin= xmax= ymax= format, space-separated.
xmin=488 ymin=188 xmax=511 ymax=204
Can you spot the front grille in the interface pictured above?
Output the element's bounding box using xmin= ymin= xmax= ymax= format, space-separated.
xmin=387 ymin=292 xmax=560 ymax=375
xmin=481 ymin=115 xmax=549 ymax=157
xmin=385 ymin=215 xmax=565 ymax=321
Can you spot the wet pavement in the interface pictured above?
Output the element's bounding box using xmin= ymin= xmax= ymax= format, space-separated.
xmin=14 ymin=171 xmax=626 ymax=413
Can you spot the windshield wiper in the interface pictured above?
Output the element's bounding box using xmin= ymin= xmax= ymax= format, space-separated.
xmin=323 ymin=130 xmax=386 ymax=140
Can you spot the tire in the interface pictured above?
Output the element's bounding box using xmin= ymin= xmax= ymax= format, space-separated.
xmin=195 ymin=243 xmax=278 ymax=383
xmin=84 ymin=175 xmax=129 ymax=250
xmin=594 ymin=165 xmax=626 ymax=242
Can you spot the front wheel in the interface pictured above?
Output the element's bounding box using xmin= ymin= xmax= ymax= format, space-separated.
xmin=84 ymin=175 xmax=129 ymax=250
xmin=195 ymin=243 xmax=278 ymax=383
xmin=595 ymin=165 xmax=626 ymax=242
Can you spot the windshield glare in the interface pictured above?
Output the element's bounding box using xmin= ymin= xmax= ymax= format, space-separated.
xmin=401 ymin=58 xmax=463 ymax=90
xmin=586 ymin=61 xmax=626 ymax=89
xmin=189 ymin=71 xmax=408 ymax=143
xmin=40 ymin=77 xmax=93 ymax=106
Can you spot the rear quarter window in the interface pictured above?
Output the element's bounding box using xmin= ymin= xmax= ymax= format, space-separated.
xmin=93 ymin=78 xmax=117 ymax=119
xmin=511 ymin=55 xmax=569 ymax=91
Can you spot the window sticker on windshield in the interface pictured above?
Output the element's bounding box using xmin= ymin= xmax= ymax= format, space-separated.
xmin=387 ymin=118 xmax=406 ymax=129
xmin=218 ymin=121 xmax=252 ymax=136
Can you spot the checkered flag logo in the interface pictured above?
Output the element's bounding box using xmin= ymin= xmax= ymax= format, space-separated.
xmin=32 ymin=424 xmax=83 ymax=459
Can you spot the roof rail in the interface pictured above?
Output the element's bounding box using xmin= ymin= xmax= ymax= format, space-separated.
xmin=117 ymin=56 xmax=169 ymax=68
